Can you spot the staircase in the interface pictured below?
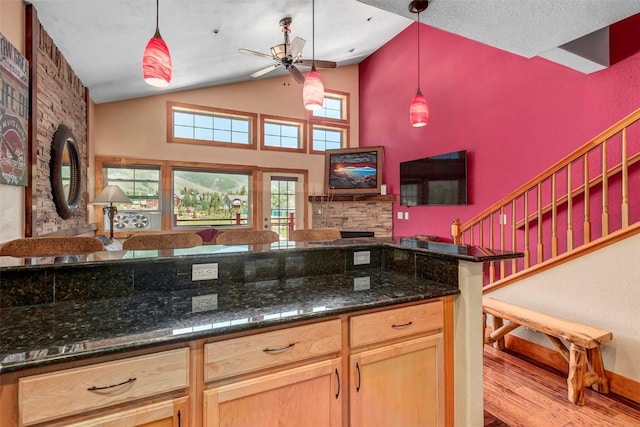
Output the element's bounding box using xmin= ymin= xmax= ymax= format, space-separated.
xmin=452 ymin=108 xmax=640 ymax=291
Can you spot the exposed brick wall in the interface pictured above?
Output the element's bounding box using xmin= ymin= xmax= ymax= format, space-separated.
xmin=310 ymin=200 xmax=393 ymax=237
xmin=35 ymin=23 xmax=88 ymax=235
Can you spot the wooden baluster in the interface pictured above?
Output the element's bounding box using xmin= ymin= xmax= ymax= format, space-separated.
xmin=583 ymin=154 xmax=591 ymax=244
xmin=511 ymin=200 xmax=517 ymax=275
xmin=567 ymin=163 xmax=574 ymax=251
xmin=523 ymin=191 xmax=530 ymax=269
xmin=621 ymin=128 xmax=629 ymax=227
xmin=537 ymin=182 xmax=543 ymax=264
xmin=489 ymin=214 xmax=495 ymax=283
xmin=601 ymin=139 xmax=609 ymax=237
xmin=551 ymin=173 xmax=558 ymax=257
xmin=499 ymin=206 xmax=505 ymax=279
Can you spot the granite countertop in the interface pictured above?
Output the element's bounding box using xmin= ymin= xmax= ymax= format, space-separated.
xmin=0 ymin=268 xmax=458 ymax=373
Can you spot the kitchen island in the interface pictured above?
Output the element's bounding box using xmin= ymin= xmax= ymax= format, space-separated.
xmin=0 ymin=237 xmax=521 ymax=426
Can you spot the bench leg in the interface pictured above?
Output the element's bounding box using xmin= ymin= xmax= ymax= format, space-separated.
xmin=568 ymin=343 xmax=587 ymax=405
xmin=491 ymin=316 xmax=505 ymax=350
xmin=587 ymin=346 xmax=609 ymax=394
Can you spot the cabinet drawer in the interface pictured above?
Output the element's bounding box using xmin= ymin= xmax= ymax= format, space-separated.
xmin=350 ymin=301 xmax=443 ymax=348
xmin=204 ymin=319 xmax=341 ymax=382
xmin=19 ymin=347 xmax=189 ymax=426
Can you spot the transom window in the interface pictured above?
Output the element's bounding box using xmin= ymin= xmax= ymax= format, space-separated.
xmin=312 ymin=126 xmax=344 ymax=151
xmin=312 ymin=95 xmax=344 ymax=120
xmin=168 ymin=101 xmax=257 ymax=148
xmin=260 ymin=115 xmax=306 ymax=153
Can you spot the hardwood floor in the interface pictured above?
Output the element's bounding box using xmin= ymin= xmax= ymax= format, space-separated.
xmin=483 ymin=345 xmax=640 ymax=426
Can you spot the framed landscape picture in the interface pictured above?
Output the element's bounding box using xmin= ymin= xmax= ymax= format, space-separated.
xmin=324 ymin=146 xmax=383 ymax=195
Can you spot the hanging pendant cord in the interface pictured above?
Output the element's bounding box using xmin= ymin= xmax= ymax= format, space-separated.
xmin=312 ymin=0 xmax=316 ymax=64
xmin=155 ymin=0 xmax=159 ymax=31
xmin=417 ymin=10 xmax=421 ymax=88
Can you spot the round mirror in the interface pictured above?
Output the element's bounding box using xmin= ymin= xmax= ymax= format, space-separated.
xmin=50 ymin=125 xmax=82 ymax=219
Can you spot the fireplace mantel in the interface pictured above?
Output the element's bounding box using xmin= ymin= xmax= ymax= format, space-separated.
xmin=308 ymin=194 xmax=396 ymax=203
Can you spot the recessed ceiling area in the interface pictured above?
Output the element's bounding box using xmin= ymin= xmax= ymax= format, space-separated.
xmin=26 ymin=0 xmax=640 ymax=104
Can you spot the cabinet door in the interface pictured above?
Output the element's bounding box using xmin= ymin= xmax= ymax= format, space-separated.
xmin=350 ymin=334 xmax=443 ymax=427
xmin=66 ymin=396 xmax=189 ymax=427
xmin=203 ymin=358 xmax=342 ymax=427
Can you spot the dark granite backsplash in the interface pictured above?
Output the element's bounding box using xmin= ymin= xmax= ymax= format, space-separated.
xmin=0 ymin=245 xmax=408 ymax=309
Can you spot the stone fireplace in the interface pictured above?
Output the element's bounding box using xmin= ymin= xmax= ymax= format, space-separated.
xmin=309 ymin=195 xmax=395 ymax=237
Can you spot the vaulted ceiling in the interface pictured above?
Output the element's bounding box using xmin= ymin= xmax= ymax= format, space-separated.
xmin=26 ymin=0 xmax=640 ymax=104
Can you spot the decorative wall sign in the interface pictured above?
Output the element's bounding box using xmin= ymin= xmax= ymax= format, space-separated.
xmin=0 ymin=32 xmax=29 ymax=186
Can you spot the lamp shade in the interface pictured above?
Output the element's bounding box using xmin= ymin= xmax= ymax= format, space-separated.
xmin=92 ymin=185 xmax=132 ymax=205
xmin=143 ymin=29 xmax=172 ymax=88
xmin=303 ymin=66 xmax=325 ymax=110
xmin=409 ymin=89 xmax=429 ymax=127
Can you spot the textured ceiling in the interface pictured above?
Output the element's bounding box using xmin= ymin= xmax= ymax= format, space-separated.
xmin=26 ymin=0 xmax=640 ymax=104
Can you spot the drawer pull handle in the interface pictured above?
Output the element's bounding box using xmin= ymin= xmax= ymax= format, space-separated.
xmin=263 ymin=343 xmax=296 ymax=353
xmin=355 ymin=362 xmax=361 ymax=392
xmin=335 ymin=368 xmax=340 ymax=399
xmin=87 ymin=377 xmax=137 ymax=392
xmin=391 ymin=321 xmax=413 ymax=329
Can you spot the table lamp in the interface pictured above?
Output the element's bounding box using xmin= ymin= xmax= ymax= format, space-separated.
xmin=92 ymin=185 xmax=132 ymax=240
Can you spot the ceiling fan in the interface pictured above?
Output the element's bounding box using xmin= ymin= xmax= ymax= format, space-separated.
xmin=238 ymin=17 xmax=337 ymax=84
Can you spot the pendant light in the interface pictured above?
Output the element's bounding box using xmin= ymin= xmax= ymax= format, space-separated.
xmin=303 ymin=0 xmax=325 ymax=110
xmin=142 ymin=0 xmax=172 ymax=88
xmin=409 ymin=0 xmax=429 ymax=127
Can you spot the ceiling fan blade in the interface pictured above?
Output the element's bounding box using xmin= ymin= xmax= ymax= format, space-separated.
xmin=290 ymin=37 xmax=306 ymax=59
xmin=251 ymin=64 xmax=280 ymax=78
xmin=239 ymin=48 xmax=274 ymax=59
xmin=288 ymin=65 xmax=305 ymax=84
xmin=298 ymin=59 xmax=337 ymax=69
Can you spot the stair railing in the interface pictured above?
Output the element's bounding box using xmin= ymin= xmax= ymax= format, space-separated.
xmin=452 ymin=108 xmax=640 ymax=288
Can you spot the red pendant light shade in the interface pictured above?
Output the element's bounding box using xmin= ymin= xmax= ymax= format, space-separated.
xmin=303 ymin=65 xmax=324 ymax=110
xmin=142 ymin=0 xmax=172 ymax=88
xmin=409 ymin=0 xmax=429 ymax=128
xmin=143 ymin=29 xmax=172 ymax=87
xmin=303 ymin=0 xmax=325 ymax=110
xmin=410 ymin=88 xmax=429 ymax=127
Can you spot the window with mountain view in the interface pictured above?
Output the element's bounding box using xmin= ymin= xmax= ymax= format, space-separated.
xmin=173 ymin=169 xmax=252 ymax=227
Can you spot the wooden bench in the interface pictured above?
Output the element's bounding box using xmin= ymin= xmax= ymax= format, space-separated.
xmin=482 ymin=297 xmax=612 ymax=405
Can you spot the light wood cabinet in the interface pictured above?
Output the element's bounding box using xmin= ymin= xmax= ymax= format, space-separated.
xmin=2 ymin=299 xmax=449 ymax=427
xmin=349 ymin=301 xmax=445 ymax=427
xmin=349 ymin=334 xmax=444 ymax=427
xmin=66 ymin=396 xmax=189 ymax=427
xmin=15 ymin=348 xmax=189 ymax=426
xmin=203 ymin=358 xmax=342 ymax=427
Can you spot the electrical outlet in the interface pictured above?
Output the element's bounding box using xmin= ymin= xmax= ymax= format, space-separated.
xmin=404 ymin=211 xmax=409 ymax=220
xmin=192 ymin=294 xmax=218 ymax=313
xmin=192 ymin=263 xmax=218 ymax=281
xmin=500 ymin=214 xmax=508 ymax=225
xmin=354 ymin=251 xmax=371 ymax=265
xmin=353 ymin=276 xmax=371 ymax=291
xmin=397 ymin=212 xmax=403 ymax=220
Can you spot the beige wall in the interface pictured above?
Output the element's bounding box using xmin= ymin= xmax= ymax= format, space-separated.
xmin=490 ymin=233 xmax=640 ymax=383
xmin=94 ymin=65 xmax=359 ymax=198
xmin=0 ymin=0 xmax=25 ymax=243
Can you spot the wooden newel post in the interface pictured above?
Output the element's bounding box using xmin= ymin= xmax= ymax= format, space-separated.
xmin=451 ymin=218 xmax=461 ymax=244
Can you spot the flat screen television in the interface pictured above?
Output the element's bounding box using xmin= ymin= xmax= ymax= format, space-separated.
xmin=400 ymin=150 xmax=468 ymax=206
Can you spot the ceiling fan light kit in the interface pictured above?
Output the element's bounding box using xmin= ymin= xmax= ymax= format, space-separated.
xmin=409 ymin=0 xmax=430 ymax=127
xmin=238 ymin=6 xmax=336 ymax=94
xmin=143 ymin=0 xmax=172 ymax=88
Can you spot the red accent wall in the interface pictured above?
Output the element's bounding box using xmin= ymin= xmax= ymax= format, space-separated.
xmin=359 ymin=18 xmax=640 ymax=240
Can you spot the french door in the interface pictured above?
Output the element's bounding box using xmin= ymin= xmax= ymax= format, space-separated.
xmin=262 ymin=172 xmax=306 ymax=240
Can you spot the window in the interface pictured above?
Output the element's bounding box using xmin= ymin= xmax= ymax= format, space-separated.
xmin=260 ymin=115 xmax=306 ymax=153
xmin=173 ymin=168 xmax=252 ymax=228
xmin=102 ymin=166 xmax=162 ymax=231
xmin=168 ymin=101 xmax=257 ymax=148
xmin=309 ymin=91 xmax=350 ymax=153
xmin=312 ymin=95 xmax=344 ymax=120
xmin=312 ymin=125 xmax=346 ymax=152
